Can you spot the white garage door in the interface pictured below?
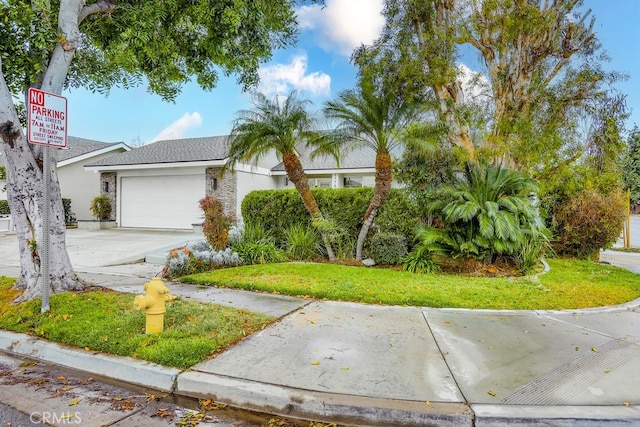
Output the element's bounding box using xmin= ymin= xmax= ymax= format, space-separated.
xmin=120 ymin=175 xmax=205 ymax=229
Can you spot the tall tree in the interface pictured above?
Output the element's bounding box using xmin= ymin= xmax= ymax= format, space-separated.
xmin=226 ymin=91 xmax=336 ymax=262
xmin=0 ymin=0 xmax=303 ymax=301
xmin=323 ymin=78 xmax=421 ymax=261
xmin=621 ymin=127 xmax=640 ymax=207
xmin=360 ymin=0 xmax=626 ymax=172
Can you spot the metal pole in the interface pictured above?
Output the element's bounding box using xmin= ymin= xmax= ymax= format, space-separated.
xmin=41 ymin=145 xmax=50 ymax=313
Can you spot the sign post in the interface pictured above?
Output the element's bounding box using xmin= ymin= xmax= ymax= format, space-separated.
xmin=27 ymin=88 xmax=68 ymax=313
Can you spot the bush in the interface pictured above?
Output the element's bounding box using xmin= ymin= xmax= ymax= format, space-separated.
xmin=199 ymin=195 xmax=233 ymax=250
xmin=368 ymin=232 xmax=408 ymax=265
xmin=62 ymin=198 xmax=76 ymax=225
xmin=232 ymin=241 xmax=286 ymax=265
xmin=0 ymin=200 xmax=9 ymax=215
xmin=241 ymin=187 xmax=419 ymax=251
xmin=285 ymin=224 xmax=323 ymax=260
xmin=229 ymin=223 xmax=286 ymax=265
xmin=418 ymin=164 xmax=548 ymax=267
xmin=163 ymin=240 xmax=242 ymax=278
xmin=552 ymin=188 xmax=626 ymax=260
xmin=90 ymin=194 xmax=112 ymax=220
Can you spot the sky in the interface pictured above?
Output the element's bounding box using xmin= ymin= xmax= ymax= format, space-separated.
xmin=62 ymin=0 xmax=640 ymax=146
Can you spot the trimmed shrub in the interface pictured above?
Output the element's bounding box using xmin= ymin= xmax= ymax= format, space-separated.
xmin=241 ymin=187 xmax=419 ymax=251
xmin=368 ymin=232 xmax=408 ymax=265
xmin=552 ymin=188 xmax=626 ymax=260
xmin=0 ymin=200 xmax=9 ymax=215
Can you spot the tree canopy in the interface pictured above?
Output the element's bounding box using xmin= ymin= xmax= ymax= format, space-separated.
xmin=355 ymin=0 xmax=629 ymax=174
xmin=0 ymin=0 xmax=310 ymax=301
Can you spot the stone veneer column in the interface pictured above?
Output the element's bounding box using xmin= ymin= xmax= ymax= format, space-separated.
xmin=206 ymin=167 xmax=237 ymax=220
xmin=99 ymin=172 xmax=117 ymax=221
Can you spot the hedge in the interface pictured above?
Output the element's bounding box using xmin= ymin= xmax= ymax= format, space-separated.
xmin=241 ymin=188 xmax=421 ymax=248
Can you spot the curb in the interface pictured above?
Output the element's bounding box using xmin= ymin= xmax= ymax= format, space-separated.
xmin=0 ymin=330 xmax=639 ymax=426
xmin=0 ymin=330 xmax=179 ymax=393
xmin=472 ymin=404 xmax=640 ymax=427
xmin=176 ymin=371 xmax=474 ymax=427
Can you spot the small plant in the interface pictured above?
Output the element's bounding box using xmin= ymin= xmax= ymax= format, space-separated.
xmin=199 ymin=195 xmax=234 ymax=250
xmin=62 ymin=198 xmax=76 ymax=225
xmin=402 ymin=248 xmax=440 ymax=274
xmin=285 ymin=224 xmax=322 ymax=260
xmin=230 ymin=223 xmax=286 ymax=264
xmin=232 ymin=241 xmax=286 ymax=265
xmin=89 ymin=194 xmax=112 ymax=220
xmin=163 ymin=240 xmax=242 ymax=278
xmin=368 ymin=232 xmax=408 ymax=265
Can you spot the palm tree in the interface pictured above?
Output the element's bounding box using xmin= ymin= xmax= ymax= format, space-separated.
xmin=323 ymin=79 xmax=422 ymax=261
xmin=226 ymin=90 xmax=336 ymax=262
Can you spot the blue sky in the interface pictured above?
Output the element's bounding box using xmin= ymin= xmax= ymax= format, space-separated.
xmin=63 ymin=0 xmax=640 ymax=146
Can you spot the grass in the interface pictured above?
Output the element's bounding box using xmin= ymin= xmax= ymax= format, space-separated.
xmin=0 ymin=278 xmax=273 ymax=369
xmin=181 ymin=258 xmax=640 ymax=310
xmin=1 ymin=257 xmax=638 ymax=369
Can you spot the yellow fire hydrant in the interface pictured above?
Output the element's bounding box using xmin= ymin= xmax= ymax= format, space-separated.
xmin=134 ymin=278 xmax=177 ymax=334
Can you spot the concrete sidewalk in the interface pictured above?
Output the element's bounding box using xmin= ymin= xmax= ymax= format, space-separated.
xmin=0 ymin=229 xmax=639 ymax=425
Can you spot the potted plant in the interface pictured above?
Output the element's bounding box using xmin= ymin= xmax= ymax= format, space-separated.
xmin=79 ymin=194 xmax=115 ymax=230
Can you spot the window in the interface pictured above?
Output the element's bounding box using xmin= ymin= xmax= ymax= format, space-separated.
xmin=344 ymin=177 xmax=362 ymax=188
xmin=309 ymin=177 xmax=331 ymax=188
xmin=212 ymin=178 xmax=218 ymax=191
xmin=102 ymin=181 xmax=109 ymax=193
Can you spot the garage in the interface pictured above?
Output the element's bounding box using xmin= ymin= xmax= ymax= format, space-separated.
xmin=120 ymin=174 xmax=205 ymax=229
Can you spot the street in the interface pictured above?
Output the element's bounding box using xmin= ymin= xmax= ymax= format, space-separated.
xmin=0 ymin=353 xmax=278 ymax=426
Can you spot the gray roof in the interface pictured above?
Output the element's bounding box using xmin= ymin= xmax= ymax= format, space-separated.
xmin=59 ymin=136 xmax=125 ymax=162
xmin=271 ymin=145 xmax=384 ymax=172
xmin=85 ymin=135 xmax=232 ymax=167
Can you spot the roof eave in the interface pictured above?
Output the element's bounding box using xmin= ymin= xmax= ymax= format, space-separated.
xmin=84 ymin=159 xmax=228 ymax=172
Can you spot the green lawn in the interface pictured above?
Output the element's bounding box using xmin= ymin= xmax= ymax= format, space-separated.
xmin=181 ymin=258 xmax=640 ymax=310
xmin=0 ymin=278 xmax=273 ymax=369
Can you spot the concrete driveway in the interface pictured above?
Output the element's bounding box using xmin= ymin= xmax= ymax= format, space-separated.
xmin=0 ymin=228 xmax=202 ymax=277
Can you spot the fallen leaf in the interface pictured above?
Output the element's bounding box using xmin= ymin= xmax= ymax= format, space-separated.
xmin=311 ymin=361 xmax=320 ymax=365
xmin=487 ymin=391 xmax=496 ymax=397
xmin=425 ymin=401 xmax=431 ymax=406
xmin=624 ymin=402 xmax=630 ymax=406
xmin=341 ymin=366 xmax=349 ymax=371
xmin=57 ymin=376 xmax=66 ymax=381
xmin=69 ymin=398 xmax=80 ymax=406
xmin=592 ymin=347 xmax=598 ymax=352
xmin=575 ymin=347 xmax=579 ymax=351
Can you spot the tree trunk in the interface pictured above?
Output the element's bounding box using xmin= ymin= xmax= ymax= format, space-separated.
xmin=356 ymin=152 xmax=393 ymax=261
xmin=0 ymin=0 xmax=97 ymax=301
xmin=282 ymin=151 xmax=336 ymax=262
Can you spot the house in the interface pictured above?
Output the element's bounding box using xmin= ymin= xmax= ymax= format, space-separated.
xmin=84 ymin=136 xmax=382 ymax=230
xmin=57 ymin=137 xmax=130 ymax=221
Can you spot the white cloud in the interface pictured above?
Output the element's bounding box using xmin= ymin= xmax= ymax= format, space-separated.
xmin=296 ymin=0 xmax=385 ymax=57
xmin=457 ymin=64 xmax=492 ymax=105
xmin=258 ymin=54 xmax=331 ymax=97
xmin=151 ymin=112 xmax=202 ymax=142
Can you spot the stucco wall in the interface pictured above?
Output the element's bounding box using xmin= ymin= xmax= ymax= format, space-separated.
xmin=58 ymin=152 xmax=122 ymax=221
xmin=235 ymin=170 xmax=279 ymax=219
